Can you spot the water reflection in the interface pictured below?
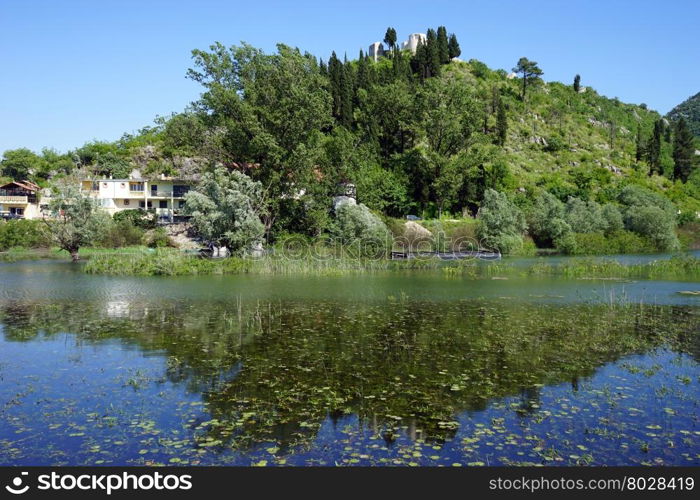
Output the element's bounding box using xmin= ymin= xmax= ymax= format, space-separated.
xmin=1 ymin=295 xmax=698 ymax=465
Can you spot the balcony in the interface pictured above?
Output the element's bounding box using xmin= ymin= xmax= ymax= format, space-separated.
xmin=149 ymin=190 xmax=189 ymax=198
xmin=0 ymin=195 xmax=34 ymax=204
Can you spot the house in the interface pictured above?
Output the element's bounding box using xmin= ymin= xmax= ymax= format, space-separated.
xmin=81 ymin=174 xmax=193 ymax=222
xmin=0 ymin=181 xmax=46 ymax=219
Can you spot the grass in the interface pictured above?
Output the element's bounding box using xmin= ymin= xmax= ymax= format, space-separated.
xmin=0 ymin=246 xmax=147 ymax=262
xmin=80 ymin=247 xmax=700 ymax=281
xmin=445 ymin=254 xmax=700 ymax=281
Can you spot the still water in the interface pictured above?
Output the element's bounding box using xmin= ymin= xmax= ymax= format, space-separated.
xmin=0 ymin=259 xmax=698 ymax=466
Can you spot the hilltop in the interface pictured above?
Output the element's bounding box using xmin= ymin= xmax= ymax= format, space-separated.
xmin=667 ymin=91 xmax=700 ymax=137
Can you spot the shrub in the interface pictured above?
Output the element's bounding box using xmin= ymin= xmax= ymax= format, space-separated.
xmin=528 ymin=192 xmax=570 ymax=247
xmin=144 ymin=227 xmax=174 ymax=248
xmin=113 ymin=209 xmax=157 ymax=230
xmin=476 ymin=189 xmax=526 ymax=254
xmin=565 ymin=197 xmax=605 ymax=233
xmin=96 ymin=219 xmax=145 ymax=248
xmin=0 ymin=219 xmax=50 ymax=250
xmin=624 ymin=206 xmax=679 ymax=251
xmin=600 ymin=204 xmax=624 ymax=234
xmin=332 ymin=203 xmax=391 ymax=257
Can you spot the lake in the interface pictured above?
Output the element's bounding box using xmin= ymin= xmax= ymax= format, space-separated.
xmin=0 ymin=257 xmax=698 ymax=466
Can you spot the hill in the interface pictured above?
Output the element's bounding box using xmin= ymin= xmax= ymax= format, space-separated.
xmin=667 ymin=91 xmax=700 ymax=137
xmin=2 ymin=27 xmax=699 ymax=255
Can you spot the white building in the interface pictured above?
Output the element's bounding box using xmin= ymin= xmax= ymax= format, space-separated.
xmin=368 ymin=41 xmax=385 ymax=62
xmin=367 ymin=33 xmax=427 ymax=62
xmin=401 ymin=33 xmax=426 ymax=54
xmin=81 ymin=175 xmax=193 ymax=221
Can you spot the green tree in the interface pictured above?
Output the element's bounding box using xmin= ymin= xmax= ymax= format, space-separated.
xmin=425 ymin=29 xmax=441 ymax=78
xmin=448 ymin=34 xmax=461 ymax=59
xmin=476 ymin=189 xmax=526 ymax=254
xmin=383 ymin=27 xmax=397 ymax=50
xmin=635 ymin=126 xmax=644 ymax=162
xmin=496 ymin=95 xmax=508 ymax=146
xmin=436 ymin=26 xmax=450 ymax=64
xmin=573 ymin=74 xmax=581 ymax=93
xmin=512 ymin=57 xmax=543 ymax=101
xmin=647 ymin=119 xmax=663 ymax=175
xmin=187 ymin=42 xmax=332 ymax=234
xmin=44 ymin=179 xmax=110 ymax=261
xmin=1 ymin=148 xmax=46 ymax=180
xmin=672 ymin=117 xmax=696 ymax=182
xmin=528 ymin=191 xmax=571 ymax=247
xmin=184 ymin=167 xmax=266 ymax=255
xmin=332 ymin=203 xmax=390 ymax=257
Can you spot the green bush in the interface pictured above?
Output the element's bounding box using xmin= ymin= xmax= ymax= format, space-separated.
xmin=528 ymin=191 xmax=571 ymax=247
xmin=96 ymin=219 xmax=145 ymax=248
xmin=332 ymin=203 xmax=391 ymax=257
xmin=112 ymin=209 xmax=157 ymax=230
xmin=476 ymin=189 xmax=526 ymax=254
xmin=624 ymin=206 xmax=679 ymax=251
xmin=143 ymin=227 xmax=174 ymax=248
xmin=0 ymin=219 xmax=50 ymax=250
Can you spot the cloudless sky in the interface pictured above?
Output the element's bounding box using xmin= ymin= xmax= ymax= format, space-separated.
xmin=1 ymin=0 xmax=698 ymax=153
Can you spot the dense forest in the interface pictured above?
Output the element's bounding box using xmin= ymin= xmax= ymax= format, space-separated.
xmin=1 ymin=26 xmax=699 ymax=255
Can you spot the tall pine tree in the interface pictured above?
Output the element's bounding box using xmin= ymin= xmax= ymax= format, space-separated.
xmin=437 ymin=26 xmax=450 ymax=64
xmin=383 ymin=27 xmax=397 ymax=50
xmin=496 ymin=95 xmax=508 ymax=146
xmin=426 ymin=29 xmax=441 ymax=78
xmin=672 ymin=117 xmax=696 ymax=182
xmin=635 ymin=126 xmax=644 ymax=162
xmin=448 ymin=33 xmax=461 ymax=59
xmin=647 ymin=119 xmax=663 ymax=176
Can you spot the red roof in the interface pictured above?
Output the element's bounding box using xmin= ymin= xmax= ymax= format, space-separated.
xmin=0 ymin=180 xmax=40 ymax=191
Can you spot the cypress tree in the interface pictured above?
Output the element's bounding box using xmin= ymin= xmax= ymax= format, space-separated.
xmin=496 ymin=95 xmax=508 ymax=146
xmin=437 ymin=26 xmax=450 ymax=64
xmin=328 ymin=52 xmax=343 ymax=120
xmin=426 ymin=29 xmax=441 ymax=78
xmin=635 ymin=126 xmax=644 ymax=162
xmin=340 ymin=54 xmax=354 ymax=127
xmin=383 ymin=27 xmax=397 ymax=50
xmin=647 ymin=119 xmax=663 ymax=176
xmin=573 ymin=74 xmax=581 ymax=93
xmin=672 ymin=117 xmax=696 ymax=182
xmin=448 ymin=33 xmax=461 ymax=59
xmin=412 ymin=39 xmax=429 ymax=81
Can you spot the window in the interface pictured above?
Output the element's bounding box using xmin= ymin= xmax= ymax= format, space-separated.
xmin=139 ymin=201 xmax=145 ymax=208
xmin=151 ymin=185 xmax=158 ymax=193
xmin=159 ymin=200 xmax=168 ymax=209
xmin=91 ymin=182 xmax=99 ymax=191
xmin=178 ymin=200 xmax=186 ymax=209
xmin=130 ymin=182 xmax=144 ymax=192
xmin=123 ymin=200 xmax=130 ymax=206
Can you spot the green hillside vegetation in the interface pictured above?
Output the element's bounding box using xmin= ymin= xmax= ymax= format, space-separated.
xmin=667 ymin=91 xmax=700 ymax=137
xmin=2 ymin=26 xmax=699 ymax=256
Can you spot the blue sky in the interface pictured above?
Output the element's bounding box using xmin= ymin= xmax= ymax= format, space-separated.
xmin=1 ymin=0 xmax=698 ymax=154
